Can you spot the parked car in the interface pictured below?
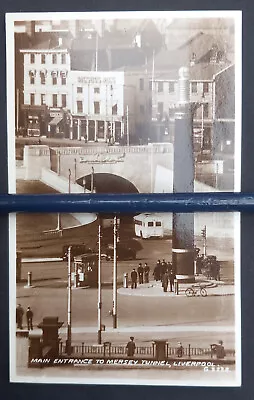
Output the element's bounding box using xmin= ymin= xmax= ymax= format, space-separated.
xmin=62 ymin=244 xmax=92 ymax=261
xmin=102 ymin=243 xmax=137 ymax=261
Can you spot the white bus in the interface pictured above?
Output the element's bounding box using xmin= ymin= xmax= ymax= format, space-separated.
xmin=134 ymin=213 xmax=172 ymax=239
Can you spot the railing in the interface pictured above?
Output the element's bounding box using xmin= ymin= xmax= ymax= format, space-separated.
xmin=24 ymin=144 xmax=173 ymax=157
xmin=59 ymin=341 xmax=235 ymax=360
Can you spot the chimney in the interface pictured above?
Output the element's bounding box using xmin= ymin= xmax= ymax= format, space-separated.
xmin=190 ymin=52 xmax=196 ymax=66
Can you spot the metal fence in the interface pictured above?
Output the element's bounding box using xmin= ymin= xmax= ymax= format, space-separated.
xmin=59 ymin=341 xmax=235 ymax=360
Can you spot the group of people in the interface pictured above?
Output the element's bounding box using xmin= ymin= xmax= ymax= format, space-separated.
xmin=130 ymin=259 xmax=176 ymax=293
xmin=196 ymin=254 xmax=221 ymax=281
xmin=130 ymin=263 xmax=150 ymax=289
xmin=154 ymin=259 xmax=176 ymax=293
xmin=16 ymin=304 xmax=34 ymax=331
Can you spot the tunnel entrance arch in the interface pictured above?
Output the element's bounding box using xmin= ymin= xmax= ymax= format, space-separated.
xmin=76 ymin=173 xmax=139 ymax=194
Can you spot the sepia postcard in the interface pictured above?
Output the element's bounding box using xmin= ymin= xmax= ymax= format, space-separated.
xmin=6 ymin=10 xmax=241 ymax=195
xmin=11 ymin=210 xmax=240 ymax=385
xmin=6 ymin=10 xmax=242 ymax=386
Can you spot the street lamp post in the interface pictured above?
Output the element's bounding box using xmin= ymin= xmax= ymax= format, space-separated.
xmin=66 ymin=246 xmax=72 ymax=355
xmin=68 ymin=168 xmax=71 ymax=194
xmin=113 ymin=216 xmax=118 ymax=328
xmin=97 ymin=219 xmax=102 ymax=344
xmin=74 ymin=158 xmax=77 ymax=182
xmin=91 ymin=166 xmax=94 ymax=193
xmin=126 ymin=105 xmax=130 ymax=146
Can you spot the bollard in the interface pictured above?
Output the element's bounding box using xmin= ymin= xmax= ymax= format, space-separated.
xmin=174 ymin=279 xmax=179 ymax=295
xmin=123 ymin=273 xmax=128 ymax=288
xmin=24 ymin=271 xmax=33 ymax=288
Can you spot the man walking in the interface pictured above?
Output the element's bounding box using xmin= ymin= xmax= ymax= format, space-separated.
xmin=162 ymin=271 xmax=169 ymax=292
xmin=144 ymin=263 xmax=150 ymax=283
xmin=131 ymin=268 xmax=138 ymax=289
xmin=16 ymin=304 xmax=24 ymax=330
xmin=169 ymin=268 xmax=176 ymax=292
xmin=137 ymin=263 xmax=144 ymax=284
xmin=26 ymin=306 xmax=33 ymax=330
xmin=126 ymin=336 xmax=136 ymax=357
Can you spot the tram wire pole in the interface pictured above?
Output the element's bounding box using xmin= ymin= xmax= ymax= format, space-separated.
xmin=113 ymin=215 xmax=118 ymax=328
xmin=97 ymin=218 xmax=102 ymax=344
xmin=66 ymin=246 xmax=72 ymax=355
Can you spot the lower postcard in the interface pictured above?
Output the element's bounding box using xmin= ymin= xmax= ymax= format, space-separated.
xmin=10 ymin=211 xmax=241 ymax=386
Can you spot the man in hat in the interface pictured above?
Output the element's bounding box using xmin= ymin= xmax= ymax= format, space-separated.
xmin=26 ymin=306 xmax=33 ymax=331
xmin=144 ymin=263 xmax=150 ymax=283
xmin=137 ymin=263 xmax=144 ymax=284
xmin=131 ymin=268 xmax=138 ymax=289
xmin=176 ymin=342 xmax=184 ymax=358
xmin=16 ymin=304 xmax=24 ymax=330
xmin=126 ymin=336 xmax=136 ymax=357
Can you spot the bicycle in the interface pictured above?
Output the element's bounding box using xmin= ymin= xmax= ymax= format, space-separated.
xmin=185 ymin=284 xmax=207 ymax=297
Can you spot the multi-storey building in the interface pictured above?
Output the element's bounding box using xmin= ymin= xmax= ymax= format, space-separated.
xmin=20 ymin=37 xmax=71 ymax=136
xmin=150 ymin=61 xmax=233 ymax=151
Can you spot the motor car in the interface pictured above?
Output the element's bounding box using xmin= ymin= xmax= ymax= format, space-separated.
xmin=102 ymin=243 xmax=137 ymax=261
xmin=62 ymin=244 xmax=92 ymax=261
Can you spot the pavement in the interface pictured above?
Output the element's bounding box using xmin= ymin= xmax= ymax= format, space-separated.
xmin=118 ymin=276 xmax=234 ymax=298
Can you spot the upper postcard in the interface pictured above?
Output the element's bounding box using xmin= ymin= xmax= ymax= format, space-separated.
xmin=6 ymin=11 xmax=241 ymax=195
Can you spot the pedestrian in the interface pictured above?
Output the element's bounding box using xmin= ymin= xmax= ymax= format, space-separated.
xmin=16 ymin=304 xmax=24 ymax=329
xmin=176 ymin=342 xmax=184 ymax=357
xmin=215 ymin=258 xmax=221 ymax=281
xmin=131 ymin=268 xmax=138 ymax=289
xmin=26 ymin=306 xmax=33 ymax=330
xmin=162 ymin=271 xmax=169 ymax=292
xmin=153 ymin=260 xmax=161 ymax=281
xmin=169 ymin=268 xmax=176 ymax=292
xmin=137 ymin=263 xmax=144 ymax=284
xmin=161 ymin=259 xmax=167 ymax=281
xmin=144 ymin=263 xmax=150 ymax=283
xmin=126 ymin=336 xmax=136 ymax=357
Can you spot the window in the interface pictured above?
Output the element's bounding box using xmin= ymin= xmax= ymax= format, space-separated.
xmin=203 ymin=103 xmax=209 ymax=118
xmin=40 ymin=72 xmax=45 ymax=85
xmin=112 ymin=104 xmax=118 ymax=115
xmin=30 ymin=54 xmax=35 ymax=64
xmin=77 ymin=101 xmax=83 ymax=113
xmin=52 ymin=54 xmax=57 ymax=64
xmin=52 ymin=75 xmax=57 ymax=85
xmin=94 ymin=87 xmax=100 ymax=94
xmin=77 ymin=87 xmax=83 ymax=94
xmin=158 ymin=81 xmax=164 ymax=92
xmin=41 ymin=54 xmax=46 ymax=64
xmin=148 ymin=222 xmax=154 ymax=227
xmin=41 ymin=94 xmax=46 ymax=105
xmin=155 ymin=221 xmax=162 ymax=227
xmin=30 ymin=74 xmax=35 ymax=85
xmin=53 ymin=94 xmax=58 ymax=107
xmin=140 ymin=105 xmax=145 ymax=114
xmin=30 ymin=93 xmax=35 ymax=105
xmin=61 ymin=54 xmax=66 ymax=64
xmin=168 ymin=82 xmax=175 ymax=93
xmin=94 ymin=101 xmax=100 ymax=114
xmin=157 ymin=102 xmax=164 ymax=115
xmin=61 ymin=75 xmax=66 ymax=85
xmin=203 ymin=82 xmax=209 ymax=93
xmin=139 ymin=78 xmax=144 ymax=91
xmin=191 ymin=82 xmax=198 ymax=93
xmin=62 ymin=94 xmax=67 ymax=108
xmin=134 ymin=219 xmax=142 ymax=226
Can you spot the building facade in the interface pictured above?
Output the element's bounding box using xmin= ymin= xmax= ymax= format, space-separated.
xmin=20 ymin=39 xmax=71 ymax=137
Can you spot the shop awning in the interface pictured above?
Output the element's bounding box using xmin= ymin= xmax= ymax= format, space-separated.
xmin=49 ymin=115 xmax=63 ymax=126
